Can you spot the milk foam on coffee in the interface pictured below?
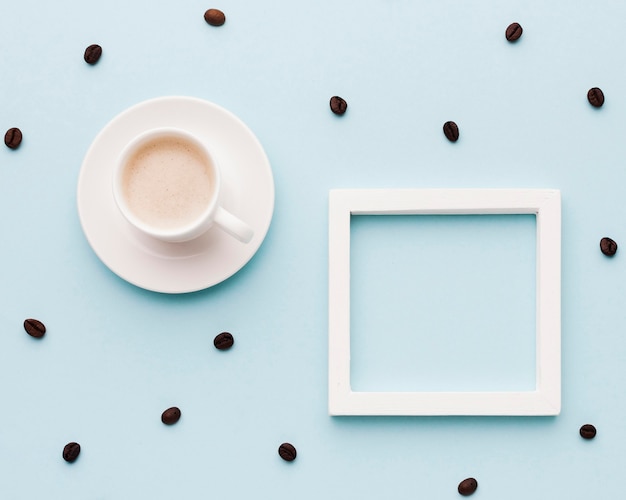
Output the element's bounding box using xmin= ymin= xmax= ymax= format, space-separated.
xmin=121 ymin=137 xmax=214 ymax=230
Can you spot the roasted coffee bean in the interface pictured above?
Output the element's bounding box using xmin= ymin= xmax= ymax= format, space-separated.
xmin=278 ymin=442 xmax=297 ymax=462
xmin=587 ymin=87 xmax=605 ymax=108
xmin=458 ymin=477 xmax=478 ymax=496
xmin=214 ymin=332 xmax=234 ymax=350
xmin=600 ymin=237 xmax=617 ymax=256
xmin=329 ymin=96 xmax=348 ymax=115
xmin=580 ymin=424 xmax=597 ymax=439
xmin=161 ymin=406 xmax=181 ymax=425
xmin=204 ymin=8 xmax=226 ymax=26
xmin=63 ymin=442 xmax=81 ymax=463
xmin=4 ymin=127 xmax=22 ymax=149
xmin=443 ymin=121 xmax=459 ymax=142
xmin=84 ymin=44 xmax=102 ymax=65
xmin=24 ymin=318 xmax=46 ymax=338
xmin=505 ymin=22 xmax=523 ymax=42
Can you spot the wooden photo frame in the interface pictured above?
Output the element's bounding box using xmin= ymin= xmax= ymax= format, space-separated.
xmin=328 ymin=189 xmax=561 ymax=416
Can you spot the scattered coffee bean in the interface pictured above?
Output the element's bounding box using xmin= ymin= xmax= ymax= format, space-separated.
xmin=505 ymin=22 xmax=523 ymax=42
xmin=580 ymin=424 xmax=597 ymax=439
xmin=84 ymin=44 xmax=102 ymax=65
xmin=443 ymin=121 xmax=459 ymax=142
xmin=458 ymin=477 xmax=478 ymax=496
xmin=4 ymin=127 xmax=22 ymax=149
xmin=161 ymin=406 xmax=181 ymax=425
xmin=587 ymin=87 xmax=605 ymax=108
xmin=24 ymin=318 xmax=46 ymax=338
xmin=278 ymin=442 xmax=297 ymax=462
xmin=600 ymin=237 xmax=618 ymax=256
xmin=214 ymin=331 xmax=234 ymax=350
xmin=63 ymin=442 xmax=81 ymax=463
xmin=204 ymin=8 xmax=226 ymax=26
xmin=329 ymin=96 xmax=348 ymax=115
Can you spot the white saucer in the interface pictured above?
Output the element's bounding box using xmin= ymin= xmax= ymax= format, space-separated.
xmin=77 ymin=96 xmax=275 ymax=293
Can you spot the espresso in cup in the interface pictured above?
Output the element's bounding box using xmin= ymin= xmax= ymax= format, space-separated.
xmin=113 ymin=128 xmax=254 ymax=243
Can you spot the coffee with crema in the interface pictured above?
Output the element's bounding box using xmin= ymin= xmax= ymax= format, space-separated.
xmin=121 ymin=137 xmax=215 ymax=230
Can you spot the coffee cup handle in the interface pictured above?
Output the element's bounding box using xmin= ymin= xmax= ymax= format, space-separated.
xmin=213 ymin=206 xmax=254 ymax=243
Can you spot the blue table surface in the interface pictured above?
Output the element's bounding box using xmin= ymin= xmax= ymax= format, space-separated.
xmin=1 ymin=1 xmax=624 ymax=498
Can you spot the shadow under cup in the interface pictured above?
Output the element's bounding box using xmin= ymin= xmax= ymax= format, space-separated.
xmin=113 ymin=128 xmax=230 ymax=243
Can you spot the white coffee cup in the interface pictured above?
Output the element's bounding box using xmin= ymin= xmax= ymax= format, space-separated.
xmin=112 ymin=127 xmax=253 ymax=243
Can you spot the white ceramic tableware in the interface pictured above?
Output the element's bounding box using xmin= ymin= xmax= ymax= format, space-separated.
xmin=113 ymin=127 xmax=253 ymax=244
xmin=77 ymin=96 xmax=275 ymax=293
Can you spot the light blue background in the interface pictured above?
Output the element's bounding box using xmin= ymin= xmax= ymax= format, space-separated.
xmin=0 ymin=0 xmax=623 ymax=498
xmin=351 ymin=214 xmax=537 ymax=392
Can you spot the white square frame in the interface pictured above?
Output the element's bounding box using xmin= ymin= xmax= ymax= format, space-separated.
xmin=328 ymin=189 xmax=561 ymax=416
